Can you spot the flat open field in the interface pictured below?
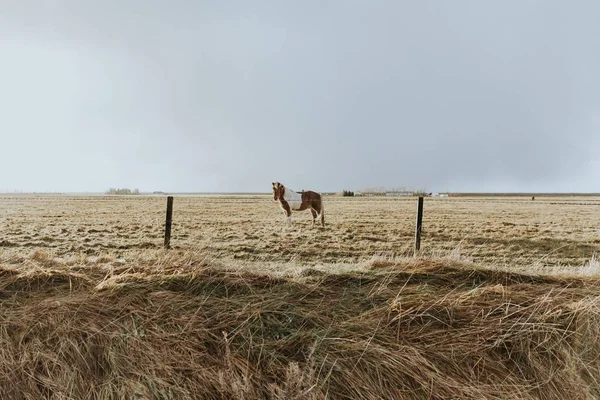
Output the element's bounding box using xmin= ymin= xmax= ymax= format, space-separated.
xmin=2 ymin=194 xmax=600 ymax=398
xmin=1 ymin=194 xmax=599 ymax=268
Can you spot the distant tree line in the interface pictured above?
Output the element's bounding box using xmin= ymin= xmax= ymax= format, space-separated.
xmin=342 ymin=190 xmax=355 ymax=197
xmin=105 ymin=188 xmax=140 ymax=195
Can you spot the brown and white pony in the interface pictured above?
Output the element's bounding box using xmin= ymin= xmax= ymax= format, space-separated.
xmin=272 ymin=182 xmax=325 ymax=227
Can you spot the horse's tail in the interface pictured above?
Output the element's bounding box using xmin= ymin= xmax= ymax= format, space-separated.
xmin=319 ymin=195 xmax=325 ymax=227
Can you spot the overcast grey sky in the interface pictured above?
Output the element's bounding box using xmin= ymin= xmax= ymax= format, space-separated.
xmin=1 ymin=1 xmax=599 ymax=193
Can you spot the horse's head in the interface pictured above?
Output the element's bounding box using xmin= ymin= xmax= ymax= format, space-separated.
xmin=272 ymin=182 xmax=284 ymax=201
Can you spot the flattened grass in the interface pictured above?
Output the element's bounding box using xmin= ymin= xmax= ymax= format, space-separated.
xmin=1 ymin=250 xmax=599 ymax=399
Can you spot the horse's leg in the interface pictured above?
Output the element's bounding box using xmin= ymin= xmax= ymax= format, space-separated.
xmin=280 ymin=201 xmax=292 ymax=225
xmin=282 ymin=209 xmax=292 ymax=224
xmin=313 ymin=200 xmax=325 ymax=227
xmin=310 ymin=208 xmax=318 ymax=227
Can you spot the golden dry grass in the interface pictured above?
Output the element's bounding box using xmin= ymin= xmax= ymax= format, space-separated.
xmin=1 ymin=250 xmax=600 ymax=399
xmin=1 ymin=194 xmax=600 ymax=399
xmin=1 ymin=194 xmax=599 ymax=267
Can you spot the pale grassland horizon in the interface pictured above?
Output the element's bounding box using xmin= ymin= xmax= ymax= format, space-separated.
xmin=1 ymin=194 xmax=598 ymax=269
xmin=3 ymin=190 xmax=600 ymax=196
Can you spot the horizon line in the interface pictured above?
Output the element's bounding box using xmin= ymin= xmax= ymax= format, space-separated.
xmin=1 ymin=191 xmax=600 ymax=196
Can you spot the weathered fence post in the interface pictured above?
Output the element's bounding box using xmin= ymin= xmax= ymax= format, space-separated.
xmin=414 ymin=196 xmax=424 ymax=254
xmin=164 ymin=196 xmax=174 ymax=249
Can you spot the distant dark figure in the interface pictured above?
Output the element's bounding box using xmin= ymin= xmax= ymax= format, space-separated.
xmin=532 ymin=196 xmax=535 ymax=201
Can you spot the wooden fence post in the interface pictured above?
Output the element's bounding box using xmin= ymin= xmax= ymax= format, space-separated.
xmin=414 ymin=196 xmax=424 ymax=254
xmin=164 ymin=196 xmax=174 ymax=249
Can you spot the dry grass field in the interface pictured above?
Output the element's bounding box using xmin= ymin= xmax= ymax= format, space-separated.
xmin=1 ymin=194 xmax=599 ymax=267
xmin=1 ymin=194 xmax=600 ymax=399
